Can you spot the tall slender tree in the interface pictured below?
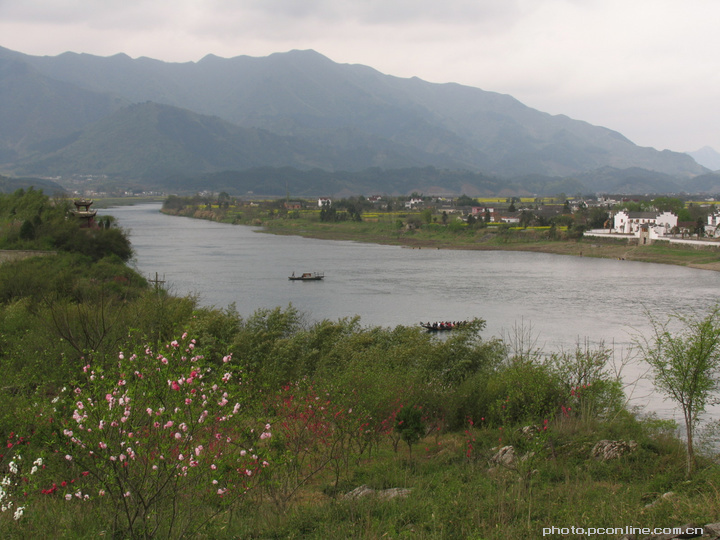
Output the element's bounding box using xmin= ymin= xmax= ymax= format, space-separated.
xmin=637 ymin=307 xmax=720 ymax=476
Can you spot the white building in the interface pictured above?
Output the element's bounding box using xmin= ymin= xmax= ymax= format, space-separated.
xmin=707 ymin=209 xmax=720 ymax=237
xmin=404 ymin=198 xmax=424 ymax=209
xmin=471 ymin=206 xmax=496 ymax=221
xmin=613 ymin=211 xmax=677 ymax=236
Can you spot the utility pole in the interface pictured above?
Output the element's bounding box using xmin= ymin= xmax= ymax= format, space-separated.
xmin=148 ymin=272 xmax=166 ymax=293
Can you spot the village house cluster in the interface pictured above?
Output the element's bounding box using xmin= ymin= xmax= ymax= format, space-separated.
xmin=303 ymin=194 xmax=720 ymax=242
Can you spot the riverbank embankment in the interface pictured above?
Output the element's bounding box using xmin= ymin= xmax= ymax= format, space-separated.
xmin=159 ymin=206 xmax=720 ymax=272
xmin=258 ymin=220 xmax=720 ymax=272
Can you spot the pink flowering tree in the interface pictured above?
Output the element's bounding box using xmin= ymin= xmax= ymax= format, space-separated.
xmin=53 ymin=333 xmax=270 ymax=538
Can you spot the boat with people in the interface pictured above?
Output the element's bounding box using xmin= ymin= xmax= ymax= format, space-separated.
xmin=419 ymin=321 xmax=468 ymax=332
xmin=289 ymin=272 xmax=325 ymax=281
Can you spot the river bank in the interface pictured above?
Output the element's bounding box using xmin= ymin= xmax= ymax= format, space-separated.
xmin=157 ymin=204 xmax=720 ymax=271
xmin=255 ymin=217 xmax=720 ymax=272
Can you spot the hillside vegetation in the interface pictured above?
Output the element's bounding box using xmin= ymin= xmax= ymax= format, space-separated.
xmin=2 ymin=189 xmax=720 ymax=538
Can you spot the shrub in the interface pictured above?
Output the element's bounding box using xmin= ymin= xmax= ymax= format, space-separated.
xmin=50 ymin=333 xmax=270 ymax=538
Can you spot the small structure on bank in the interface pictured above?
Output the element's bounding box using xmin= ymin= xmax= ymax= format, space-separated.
xmin=71 ymin=199 xmax=98 ymax=228
xmin=612 ymin=210 xmax=677 ymax=237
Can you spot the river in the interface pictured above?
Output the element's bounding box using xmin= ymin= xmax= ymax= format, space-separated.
xmin=105 ymin=203 xmax=720 ymax=423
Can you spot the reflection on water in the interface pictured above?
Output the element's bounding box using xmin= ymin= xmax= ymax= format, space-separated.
xmin=106 ymin=204 xmax=720 ymax=423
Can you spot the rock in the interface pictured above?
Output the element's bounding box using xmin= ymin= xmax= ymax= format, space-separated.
xmin=591 ymin=439 xmax=638 ymax=461
xmin=644 ymin=491 xmax=676 ymax=509
xmin=343 ymin=485 xmax=375 ymax=499
xmin=490 ymin=445 xmax=516 ymax=467
xmin=342 ymin=485 xmax=412 ymax=501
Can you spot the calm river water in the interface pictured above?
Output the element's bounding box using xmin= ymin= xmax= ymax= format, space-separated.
xmin=105 ymin=203 xmax=720 ymax=422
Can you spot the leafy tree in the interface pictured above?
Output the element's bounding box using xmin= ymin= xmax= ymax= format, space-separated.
xmin=395 ymin=405 xmax=425 ymax=456
xmin=519 ymin=210 xmax=533 ymax=228
xmin=455 ymin=194 xmax=475 ymax=206
xmin=587 ymin=206 xmax=610 ymax=229
xmin=652 ymin=196 xmax=685 ymax=214
xmin=677 ymin=207 xmax=692 ymax=222
xmin=637 ymin=308 xmax=720 ymax=476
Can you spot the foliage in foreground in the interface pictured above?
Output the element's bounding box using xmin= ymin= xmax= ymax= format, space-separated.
xmin=3 ymin=299 xmax=718 ymax=538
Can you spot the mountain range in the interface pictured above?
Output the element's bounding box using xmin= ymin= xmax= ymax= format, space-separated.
xmin=0 ymin=45 xmax=717 ymax=196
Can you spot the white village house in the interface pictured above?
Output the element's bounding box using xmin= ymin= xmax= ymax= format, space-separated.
xmin=707 ymin=209 xmax=720 ymax=237
xmin=612 ymin=211 xmax=678 ymax=238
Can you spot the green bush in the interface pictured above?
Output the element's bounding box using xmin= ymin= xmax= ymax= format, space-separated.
xmin=483 ymin=360 xmax=564 ymax=426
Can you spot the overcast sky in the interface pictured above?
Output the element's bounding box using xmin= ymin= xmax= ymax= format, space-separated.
xmin=1 ymin=0 xmax=718 ymax=154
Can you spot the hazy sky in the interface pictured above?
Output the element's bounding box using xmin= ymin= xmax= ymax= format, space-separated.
xmin=1 ymin=0 xmax=718 ymax=153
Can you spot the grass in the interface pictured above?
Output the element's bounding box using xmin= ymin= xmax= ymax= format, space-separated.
xmin=4 ymin=415 xmax=717 ymax=538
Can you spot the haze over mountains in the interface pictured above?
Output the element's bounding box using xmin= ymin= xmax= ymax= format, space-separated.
xmin=0 ymin=45 xmax=717 ymax=196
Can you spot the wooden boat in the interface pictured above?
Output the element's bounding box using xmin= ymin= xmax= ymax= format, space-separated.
xmin=420 ymin=321 xmax=466 ymax=332
xmin=289 ymin=272 xmax=324 ymax=281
